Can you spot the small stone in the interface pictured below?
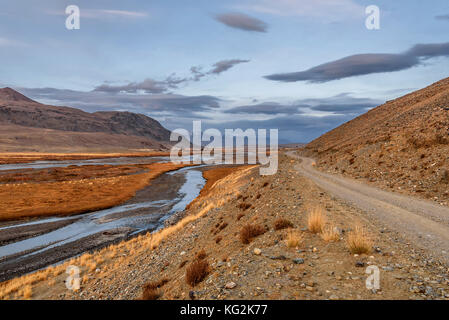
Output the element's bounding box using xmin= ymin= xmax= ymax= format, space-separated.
xmin=225 ymin=282 xmax=237 ymax=289
xmin=329 ymin=294 xmax=339 ymax=300
xmin=313 ymin=247 xmax=318 ymax=253
xmin=293 ymin=258 xmax=305 ymax=264
xmin=306 ymin=286 xmax=314 ymax=291
xmin=253 ymin=248 xmax=262 ymax=255
xmin=355 ymin=261 xmax=365 ymax=268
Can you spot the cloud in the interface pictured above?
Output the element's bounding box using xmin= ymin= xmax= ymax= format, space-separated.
xmin=406 ymin=43 xmax=449 ymax=58
xmin=225 ymin=93 xmax=380 ymax=116
xmin=0 ymin=37 xmax=27 ymax=47
xmin=309 ymin=103 xmax=375 ymax=113
xmin=18 ymin=87 xmax=221 ymax=116
xmin=225 ymin=102 xmax=303 ymax=115
xmin=215 ymin=12 xmax=268 ymax=32
xmin=15 ymin=87 xmax=381 ymax=144
xmin=435 ymin=14 xmax=449 ymax=21
xmin=236 ymin=0 xmax=363 ymax=21
xmin=209 ymin=59 xmax=251 ymax=74
xmin=265 ymin=42 xmax=449 ymax=83
xmin=94 ymin=59 xmax=249 ymax=94
xmin=200 ymin=114 xmax=354 ymax=144
xmin=94 ymin=79 xmax=169 ymax=94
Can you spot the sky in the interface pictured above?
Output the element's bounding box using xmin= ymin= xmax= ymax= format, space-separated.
xmin=0 ymin=0 xmax=448 ymax=143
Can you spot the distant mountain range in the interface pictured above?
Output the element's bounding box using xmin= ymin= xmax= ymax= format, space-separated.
xmin=0 ymin=87 xmax=172 ymax=152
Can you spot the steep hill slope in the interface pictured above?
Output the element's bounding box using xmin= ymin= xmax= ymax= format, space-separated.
xmin=303 ymin=77 xmax=449 ymax=203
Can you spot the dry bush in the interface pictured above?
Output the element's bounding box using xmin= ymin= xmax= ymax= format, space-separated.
xmin=256 ymin=193 xmax=261 ymax=199
xmin=215 ymin=236 xmax=222 ymax=244
xmin=441 ymin=169 xmax=449 ymax=183
xmin=236 ymin=213 xmax=244 ymax=221
xmin=239 ymin=224 xmax=266 ymax=244
xmin=219 ymin=222 xmax=228 ymax=230
xmin=285 ymin=230 xmax=304 ymax=248
xmin=237 ymin=203 xmax=252 ymax=211
xmin=307 ymin=208 xmax=326 ymax=233
xmin=179 ymin=260 xmax=188 ymax=269
xmin=186 ymin=260 xmax=210 ymax=287
xmin=196 ymin=249 xmax=207 ymax=260
xmin=346 ymin=226 xmax=372 ymax=254
xmin=321 ymin=225 xmax=340 ymax=242
xmin=274 ymin=218 xmax=293 ymax=230
xmin=141 ymin=278 xmax=169 ymax=300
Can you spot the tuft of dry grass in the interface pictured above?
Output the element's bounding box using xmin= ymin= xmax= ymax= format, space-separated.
xmin=237 ymin=203 xmax=252 ymax=211
xmin=186 ymin=259 xmax=210 ymax=287
xmin=239 ymin=224 xmax=266 ymax=244
xmin=321 ymin=225 xmax=340 ymax=242
xmin=196 ymin=249 xmax=207 ymax=260
xmin=346 ymin=226 xmax=372 ymax=254
xmin=285 ymin=230 xmax=304 ymax=248
xmin=23 ymin=286 xmax=32 ymax=299
xmin=274 ymin=218 xmax=293 ymax=230
xmin=307 ymin=207 xmax=326 ymax=233
xmin=141 ymin=278 xmax=169 ymax=300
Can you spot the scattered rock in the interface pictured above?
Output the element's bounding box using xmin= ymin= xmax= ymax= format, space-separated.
xmin=253 ymin=248 xmax=262 ymax=255
xmin=225 ymin=282 xmax=237 ymax=289
xmin=293 ymin=258 xmax=305 ymax=265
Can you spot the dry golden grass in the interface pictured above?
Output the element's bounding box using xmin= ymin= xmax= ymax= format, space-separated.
xmin=307 ymin=207 xmax=326 ymax=233
xmin=23 ymin=286 xmax=32 ymax=299
xmin=0 ymin=162 xmax=189 ymax=221
xmin=285 ymin=230 xmax=304 ymax=248
xmin=0 ymin=152 xmax=170 ymax=165
xmin=186 ymin=166 xmax=255 ymax=210
xmin=185 ymin=259 xmax=210 ymax=287
xmin=0 ymin=165 xmax=256 ymax=300
xmin=195 ymin=249 xmax=207 ymax=260
xmin=239 ymin=224 xmax=266 ymax=244
xmin=321 ymin=225 xmax=340 ymax=242
xmin=141 ymin=278 xmax=169 ymax=300
xmin=346 ymin=226 xmax=372 ymax=254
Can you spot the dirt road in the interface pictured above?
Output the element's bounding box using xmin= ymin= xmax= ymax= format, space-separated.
xmin=286 ymin=151 xmax=449 ymax=265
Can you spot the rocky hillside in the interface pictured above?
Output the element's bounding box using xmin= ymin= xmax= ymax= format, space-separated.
xmin=0 ymin=88 xmax=172 ymax=152
xmin=303 ymin=77 xmax=449 ymax=203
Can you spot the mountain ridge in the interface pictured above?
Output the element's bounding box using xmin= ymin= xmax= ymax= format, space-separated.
xmin=0 ymin=88 xmax=172 ymax=152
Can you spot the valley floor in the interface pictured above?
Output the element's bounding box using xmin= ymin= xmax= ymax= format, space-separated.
xmin=1 ymin=152 xmax=448 ymax=300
